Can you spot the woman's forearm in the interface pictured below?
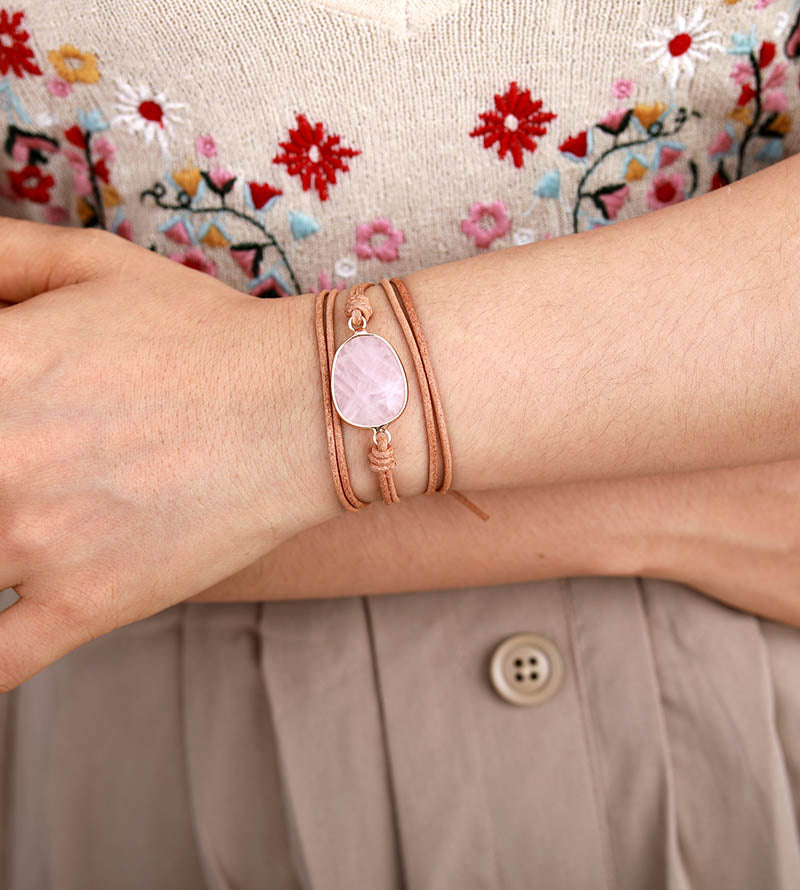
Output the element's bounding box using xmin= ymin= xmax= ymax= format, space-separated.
xmin=190 ymin=479 xmax=653 ymax=602
xmin=278 ymin=152 xmax=800 ymax=530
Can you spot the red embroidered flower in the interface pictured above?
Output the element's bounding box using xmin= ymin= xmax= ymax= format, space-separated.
xmin=0 ymin=9 xmax=42 ymax=78
xmin=247 ymin=181 xmax=282 ymax=210
xmin=7 ymin=164 xmax=54 ymax=202
xmin=469 ymin=81 xmax=556 ymax=168
xmin=272 ymin=113 xmax=361 ymax=201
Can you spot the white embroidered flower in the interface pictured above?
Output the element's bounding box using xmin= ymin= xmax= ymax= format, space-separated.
xmin=111 ymin=80 xmax=185 ymax=153
xmin=512 ymin=227 xmax=536 ymax=246
xmin=334 ymin=256 xmax=357 ymax=279
xmin=636 ymin=7 xmax=723 ymax=89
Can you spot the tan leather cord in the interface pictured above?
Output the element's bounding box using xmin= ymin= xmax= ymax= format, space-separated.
xmin=314 ymin=287 xmax=367 ymax=512
xmin=315 ymin=279 xmax=489 ymax=520
xmin=381 ymin=278 xmax=489 ymax=520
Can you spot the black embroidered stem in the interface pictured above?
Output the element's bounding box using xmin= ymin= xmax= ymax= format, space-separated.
xmin=735 ymin=51 xmax=763 ymax=181
xmin=139 ymin=187 xmax=302 ymax=295
xmin=83 ymin=130 xmax=106 ymax=230
xmin=571 ymin=107 xmax=699 ymax=233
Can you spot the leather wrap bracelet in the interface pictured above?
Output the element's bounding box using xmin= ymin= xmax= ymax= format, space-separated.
xmin=314 ymin=277 xmax=489 ymax=520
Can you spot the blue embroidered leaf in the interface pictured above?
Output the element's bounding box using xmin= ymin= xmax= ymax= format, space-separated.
xmin=533 ymin=169 xmax=561 ymax=199
xmin=78 ymin=108 xmax=109 ymax=133
xmin=0 ymin=76 xmax=31 ymax=124
xmin=288 ymin=210 xmax=320 ymax=240
xmin=755 ymin=138 xmax=784 ymax=162
xmin=727 ymin=27 xmax=757 ymax=56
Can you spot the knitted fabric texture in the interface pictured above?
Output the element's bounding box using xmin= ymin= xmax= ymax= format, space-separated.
xmin=0 ymin=0 xmax=798 ymax=296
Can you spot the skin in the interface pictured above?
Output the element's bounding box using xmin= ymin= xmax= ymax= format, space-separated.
xmin=0 ymin=150 xmax=799 ymax=691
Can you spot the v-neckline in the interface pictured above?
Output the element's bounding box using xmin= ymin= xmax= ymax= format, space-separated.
xmin=308 ymin=0 xmax=467 ymax=36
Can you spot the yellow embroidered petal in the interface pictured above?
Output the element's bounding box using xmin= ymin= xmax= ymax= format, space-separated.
xmin=633 ymin=102 xmax=667 ymax=131
xmin=48 ymin=44 xmax=100 ymax=84
xmin=101 ymin=185 xmax=122 ymax=207
xmin=724 ymin=0 xmax=740 ymax=5
xmin=625 ymin=158 xmax=648 ymax=181
xmin=173 ymin=167 xmax=202 ymax=197
xmin=76 ymin=198 xmax=95 ymax=225
xmin=769 ymin=112 xmax=791 ymax=135
xmin=201 ymin=225 xmax=229 ymax=248
xmin=729 ymin=106 xmax=753 ymax=125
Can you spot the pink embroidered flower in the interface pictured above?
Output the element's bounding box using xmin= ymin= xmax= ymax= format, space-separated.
xmin=600 ymin=107 xmax=628 ymax=133
xmin=729 ymin=60 xmax=753 ymax=86
xmin=207 ymin=167 xmax=235 ymax=191
xmin=460 ymin=200 xmax=511 ymax=249
xmin=469 ymin=81 xmax=557 ymax=168
xmin=273 ymin=113 xmax=361 ymax=202
xmin=10 ymin=133 xmax=58 ymax=162
xmin=0 ymin=9 xmax=42 ymax=78
xmin=708 ymin=130 xmax=733 ymax=156
xmin=93 ymin=136 xmax=116 ymax=163
xmin=765 ymin=63 xmax=788 ymax=90
xmin=195 ymin=133 xmax=217 ymax=158
xmin=646 ymin=171 xmax=685 ymax=210
xmin=44 ymin=205 xmax=68 ymax=224
xmin=594 ymin=184 xmax=630 ymax=220
xmin=763 ymin=89 xmax=788 ymax=112
xmin=46 ymin=77 xmax=71 ymax=98
xmin=168 ymin=247 xmax=217 ymax=277
xmin=355 ymin=218 xmax=404 ymax=262
xmin=611 ymin=78 xmax=635 ymax=100
xmin=316 ymin=270 xmax=347 ymax=291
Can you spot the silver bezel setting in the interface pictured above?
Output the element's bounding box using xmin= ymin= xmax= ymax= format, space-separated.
xmin=330 ymin=330 xmax=409 ymax=430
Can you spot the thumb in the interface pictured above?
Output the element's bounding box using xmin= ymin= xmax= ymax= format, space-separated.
xmin=0 ymin=217 xmax=101 ymax=303
xmin=0 ymin=593 xmax=99 ymax=693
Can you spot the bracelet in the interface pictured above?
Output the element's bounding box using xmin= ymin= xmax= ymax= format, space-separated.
xmin=314 ymin=278 xmax=489 ymax=520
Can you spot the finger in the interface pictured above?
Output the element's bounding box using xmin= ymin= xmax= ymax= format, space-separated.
xmin=0 ymin=217 xmax=106 ymax=303
xmin=0 ymin=595 xmax=99 ymax=693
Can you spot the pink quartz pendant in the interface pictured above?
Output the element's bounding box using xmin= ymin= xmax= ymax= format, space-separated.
xmin=331 ymin=332 xmax=408 ymax=428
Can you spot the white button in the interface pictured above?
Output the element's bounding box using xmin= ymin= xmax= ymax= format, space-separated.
xmin=489 ymin=633 xmax=563 ymax=706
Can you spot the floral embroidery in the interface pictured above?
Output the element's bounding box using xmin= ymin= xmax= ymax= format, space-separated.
xmin=460 ymin=200 xmax=511 ymax=248
xmin=469 ymin=81 xmax=556 ymax=168
xmin=355 ymin=218 xmax=404 ymax=262
xmin=710 ymin=31 xmax=791 ymax=185
xmin=272 ymin=113 xmax=361 ymax=202
xmin=542 ymin=93 xmax=702 ymax=232
xmin=112 ymin=80 xmax=185 ymax=154
xmin=785 ymin=6 xmax=800 ymax=57
xmin=611 ymin=78 xmax=635 ymax=100
xmin=169 ymin=246 xmax=217 ymax=276
xmin=250 ymin=275 xmax=290 ymax=299
xmin=646 ymin=170 xmax=686 ymax=208
xmin=195 ymin=133 xmax=216 ymax=159
xmin=47 ymin=44 xmax=99 ymax=84
xmin=637 ymin=7 xmax=724 ymax=88
xmin=141 ymin=140 xmax=309 ymax=296
xmin=46 ymin=77 xmax=71 ymax=97
xmin=7 ymin=162 xmax=52 ymax=201
xmin=0 ymin=9 xmax=41 ymax=78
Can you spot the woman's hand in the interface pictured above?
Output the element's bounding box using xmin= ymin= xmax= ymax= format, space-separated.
xmin=0 ymin=218 xmax=337 ymax=693
xmin=629 ymin=459 xmax=800 ymax=627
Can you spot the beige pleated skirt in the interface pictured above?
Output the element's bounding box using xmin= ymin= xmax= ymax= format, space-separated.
xmin=1 ymin=574 xmax=799 ymax=889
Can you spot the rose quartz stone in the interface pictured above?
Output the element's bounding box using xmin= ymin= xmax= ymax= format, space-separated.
xmin=331 ymin=333 xmax=407 ymax=427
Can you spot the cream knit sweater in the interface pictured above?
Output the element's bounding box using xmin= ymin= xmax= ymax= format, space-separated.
xmin=1 ymin=0 xmax=798 ymax=297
